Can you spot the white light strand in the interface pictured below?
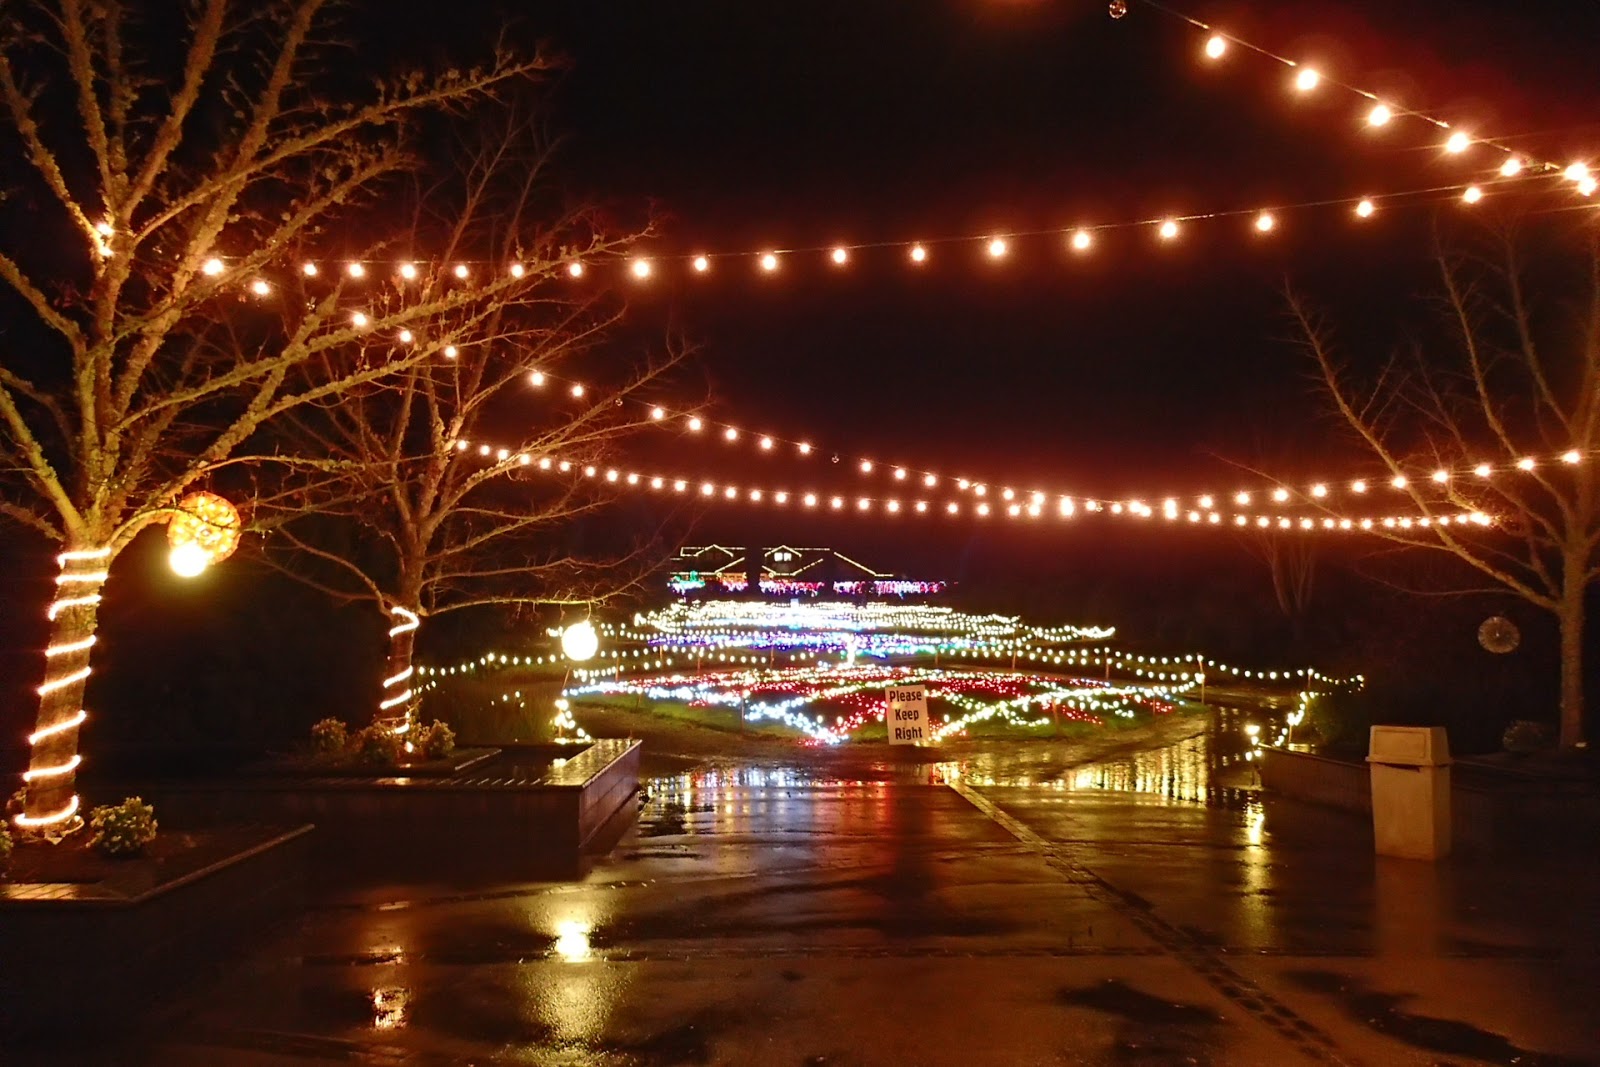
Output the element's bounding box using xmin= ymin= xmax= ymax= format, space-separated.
xmin=445 ymin=440 xmax=1494 ymax=535
xmin=13 ymin=793 xmax=80 ymax=828
xmin=388 ymin=606 xmax=420 ymax=637
xmin=172 ymin=169 xmax=1566 ymax=305
xmin=27 ymin=708 xmax=87 ymax=746
xmin=45 ymin=635 xmax=98 ymax=657
xmin=37 ymin=665 xmax=91 ymax=696
xmin=446 ymin=371 xmax=1581 ymax=528
xmin=22 ymin=754 xmax=82 ymax=781
xmin=1150 ymin=0 xmax=1581 ymax=183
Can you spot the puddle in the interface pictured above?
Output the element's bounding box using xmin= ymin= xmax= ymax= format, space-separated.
xmin=1283 ymin=969 xmax=1591 ymax=1066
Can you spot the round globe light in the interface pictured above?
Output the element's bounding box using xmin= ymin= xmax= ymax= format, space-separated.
xmin=169 ymin=542 xmax=211 ymax=578
xmin=561 ymin=620 xmax=599 ymax=661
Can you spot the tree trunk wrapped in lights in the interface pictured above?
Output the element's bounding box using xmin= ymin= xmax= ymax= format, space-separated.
xmin=17 ymin=548 xmax=109 ymax=836
xmin=1294 ymin=220 xmax=1599 ymax=750
xmin=378 ymin=604 xmax=422 ymax=737
xmin=0 ymin=0 xmax=563 ymax=833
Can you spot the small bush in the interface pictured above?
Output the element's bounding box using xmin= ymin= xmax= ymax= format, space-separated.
xmin=1502 ymin=719 xmax=1552 ymax=754
xmin=353 ymin=725 xmax=402 ymax=767
xmin=88 ymin=797 xmax=158 ymax=858
xmin=310 ymin=717 xmax=349 ymax=755
xmin=415 ymin=719 xmax=456 ymax=760
xmin=0 ymin=822 xmax=13 ymax=877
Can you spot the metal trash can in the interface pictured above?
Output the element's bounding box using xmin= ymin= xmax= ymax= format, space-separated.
xmin=1367 ymin=726 xmax=1452 ymax=860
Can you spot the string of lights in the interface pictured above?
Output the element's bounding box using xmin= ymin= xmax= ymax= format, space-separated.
xmin=1134 ymin=0 xmax=1596 ymax=193
xmin=442 ymin=366 xmax=1586 ymax=533
xmin=444 ymin=434 xmax=1496 ymax=533
xmin=162 ymin=164 xmax=1570 ymax=308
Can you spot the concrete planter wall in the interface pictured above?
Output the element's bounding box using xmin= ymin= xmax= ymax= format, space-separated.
xmin=0 ymin=825 xmax=311 ymax=1036
xmin=119 ymin=739 xmax=641 ymax=879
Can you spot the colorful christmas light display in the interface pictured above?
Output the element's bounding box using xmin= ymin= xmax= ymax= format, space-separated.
xmin=412 ymin=598 xmax=1361 ymax=750
xmin=563 ymin=662 xmax=1186 ymax=745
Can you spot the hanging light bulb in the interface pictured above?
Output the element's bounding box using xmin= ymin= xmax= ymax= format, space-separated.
xmin=831 ymin=247 xmax=849 ymax=265
xmin=692 ymin=255 xmax=710 ymax=273
xmin=347 ymin=262 xmax=365 ymax=278
xmin=1500 ymin=156 xmax=1523 ymax=177
xmin=1462 ymin=185 xmax=1484 ymax=204
xmin=1355 ymin=198 xmax=1376 ymax=218
xmin=1294 ymin=67 xmax=1321 ymax=92
xmin=561 ymin=620 xmax=599 ymax=662
xmin=453 ymin=263 xmax=470 ymax=279
xmin=201 ymin=257 xmax=224 ymax=276
xmin=909 ymin=244 xmax=928 ymax=263
xmin=987 ymin=236 xmax=1009 ymax=258
xmin=1071 ymin=229 xmax=1092 ymax=251
xmin=759 ymin=252 xmax=779 ymax=272
xmin=1367 ymin=103 xmax=1392 ymax=127
xmin=1254 ymin=212 xmax=1276 ymax=232
xmin=249 ymin=279 xmax=271 ymax=296
xmin=1158 ymin=219 xmax=1179 ymax=240
xmin=631 ymin=258 xmax=651 ymax=279
xmin=1445 ymin=131 xmax=1471 ymax=154
xmin=568 ymin=261 xmax=586 ymax=278
xmin=399 ymin=262 xmax=418 ymax=280
xmin=1204 ymin=35 xmax=1227 ymax=59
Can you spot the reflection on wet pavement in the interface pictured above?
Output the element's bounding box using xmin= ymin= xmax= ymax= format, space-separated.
xmin=113 ymin=710 xmax=1598 ymax=1067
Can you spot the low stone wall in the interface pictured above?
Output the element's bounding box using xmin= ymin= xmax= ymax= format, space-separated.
xmin=117 ymin=739 xmax=642 ymax=880
xmin=0 ymin=825 xmax=311 ymax=1036
xmin=1259 ymin=747 xmax=1370 ymax=814
xmin=1258 ymin=746 xmax=1600 ymax=851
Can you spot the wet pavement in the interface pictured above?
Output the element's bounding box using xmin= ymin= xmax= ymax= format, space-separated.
xmin=96 ymin=716 xmax=1600 ymax=1065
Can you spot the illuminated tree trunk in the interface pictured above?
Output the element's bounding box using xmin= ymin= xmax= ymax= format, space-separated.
xmin=17 ymin=546 xmax=111 ymax=837
xmin=1558 ymin=557 xmax=1586 ymax=750
xmin=377 ymin=602 xmax=421 ymax=735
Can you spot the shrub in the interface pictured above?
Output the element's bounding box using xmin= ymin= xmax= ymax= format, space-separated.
xmin=0 ymin=822 xmax=13 ymax=877
xmin=1502 ymin=719 xmax=1552 ymax=754
xmin=415 ymin=719 xmax=456 ymax=760
xmin=353 ymin=725 xmax=402 ymax=767
xmin=310 ymin=717 xmax=349 ymax=755
xmin=88 ymin=797 xmax=158 ymax=858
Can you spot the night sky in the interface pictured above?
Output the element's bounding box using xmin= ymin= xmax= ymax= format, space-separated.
xmin=4 ymin=0 xmax=1598 ymax=760
xmin=503 ymin=0 xmax=1600 ymax=568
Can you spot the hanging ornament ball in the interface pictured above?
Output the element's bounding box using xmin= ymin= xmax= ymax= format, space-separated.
xmin=1108 ymin=0 xmax=1128 ymax=18
xmin=561 ymin=619 xmax=600 ymax=662
xmin=166 ymin=490 xmax=242 ymax=574
xmin=1478 ymin=615 xmax=1520 ymax=654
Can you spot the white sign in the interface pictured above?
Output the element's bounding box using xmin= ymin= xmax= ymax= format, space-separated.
xmin=886 ymin=684 xmax=929 ymax=745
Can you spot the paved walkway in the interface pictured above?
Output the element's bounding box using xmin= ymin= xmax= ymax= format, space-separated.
xmin=111 ymin=728 xmax=1600 ymax=1065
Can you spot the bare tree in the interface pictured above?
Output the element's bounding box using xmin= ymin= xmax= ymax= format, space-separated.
xmin=1245 ymin=531 xmax=1317 ymax=647
xmin=0 ymin=0 xmax=575 ymax=836
xmin=264 ymin=115 xmax=687 ymax=735
xmin=1293 ymin=223 xmax=1599 ymax=749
